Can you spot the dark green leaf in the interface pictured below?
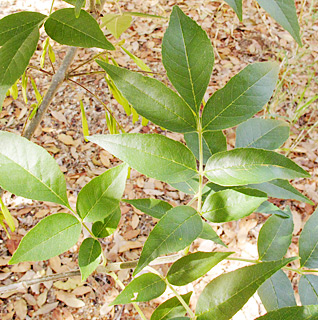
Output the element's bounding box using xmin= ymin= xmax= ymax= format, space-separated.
xmin=202 ymin=62 xmax=279 ymax=131
xmin=299 ymin=274 xmax=318 ymax=305
xmin=88 ymin=134 xmax=197 ymax=185
xmin=202 ymin=188 xmax=267 ymax=223
xmin=200 ymin=222 xmax=226 ymax=247
xmin=111 ymin=273 xmax=166 ymax=305
xmin=78 ymin=238 xmax=102 ymax=281
xmin=0 ymin=131 xmax=69 ymax=207
xmin=162 ymin=6 xmax=214 ymax=113
xmin=256 ymin=0 xmax=302 ymax=46
xmin=150 ymin=292 xmax=192 ymax=320
xmin=258 ymin=207 xmax=293 ymax=261
xmin=167 ymin=252 xmax=232 ymax=286
xmin=195 ymin=258 xmax=296 ymax=320
xmin=9 ymin=213 xmax=81 ymax=264
xmin=0 ymin=27 xmax=40 ymax=109
xmin=235 ymin=118 xmax=289 ymax=150
xmin=134 ymin=206 xmax=202 ymax=275
xmin=224 ymin=0 xmax=243 ymax=20
xmin=184 ymin=131 xmax=227 ymax=164
xmin=258 ymin=270 xmax=296 ymax=311
xmin=0 ymin=11 xmax=46 ymax=46
xmin=96 ymin=61 xmax=197 ymax=133
xmin=76 ymin=164 xmax=128 ymax=222
xmin=101 ymin=14 xmax=132 ymax=39
xmin=123 ymin=199 xmax=173 ymax=219
xmin=44 ymin=8 xmax=114 ymax=50
xmin=205 ymin=148 xmax=310 ymax=186
xmin=299 ymin=208 xmax=318 ymax=268
xmin=248 ymin=179 xmax=313 ymax=204
xmin=255 ymin=305 xmax=318 ymax=319
xmin=92 ymin=206 xmax=121 ymax=238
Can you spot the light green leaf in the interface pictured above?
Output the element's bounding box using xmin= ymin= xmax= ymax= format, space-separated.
xmin=235 ymin=118 xmax=290 ymax=150
xmin=77 ymin=163 xmax=128 ymax=222
xmin=75 ymin=0 xmax=86 ymax=18
xmin=200 ymin=222 xmax=226 ymax=247
xmin=78 ymin=238 xmax=102 ymax=281
xmin=0 ymin=197 xmax=15 ymax=232
xmin=258 ymin=207 xmax=293 ymax=261
xmin=202 ymin=62 xmax=279 ymax=131
xmin=167 ymin=252 xmax=232 ymax=286
xmin=0 ymin=27 xmax=40 ymax=109
xmin=202 ymin=188 xmax=266 ymax=223
xmin=195 ymin=258 xmax=296 ymax=320
xmin=299 ymin=274 xmax=318 ymax=305
xmin=0 ymin=11 xmax=46 ymax=46
xmin=44 ymin=8 xmax=114 ymax=50
xmin=96 ymin=61 xmax=197 ymax=133
xmin=111 ymin=273 xmax=166 ymax=305
xmin=88 ymin=134 xmax=197 ymax=185
xmin=91 ymin=206 xmax=121 ymax=238
xmin=121 ymin=46 xmax=151 ymax=72
xmin=162 ymin=6 xmax=214 ymax=113
xmin=9 ymin=213 xmax=81 ymax=264
xmin=101 ymin=14 xmax=132 ymax=39
xmin=151 ymin=292 xmax=192 ymax=320
xmin=256 ymin=0 xmax=302 ymax=46
xmin=123 ymin=199 xmax=173 ymax=219
xmin=247 ymin=179 xmax=313 ymax=204
xmin=134 ymin=206 xmax=202 ymax=275
xmin=80 ymin=100 xmax=89 ymax=141
xmin=258 ymin=270 xmax=296 ymax=311
xmin=170 ymin=176 xmax=200 ymax=195
xmin=255 ymin=305 xmax=318 ymax=319
xmin=299 ymin=208 xmax=318 ymax=268
xmin=205 ymin=148 xmax=310 ymax=186
xmin=255 ymin=201 xmax=289 ymax=218
xmin=0 ymin=131 xmax=69 ymax=207
xmin=184 ymin=131 xmax=227 ymax=164
xmin=223 ymin=0 xmax=243 ymax=20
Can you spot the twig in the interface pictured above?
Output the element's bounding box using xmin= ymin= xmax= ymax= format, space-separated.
xmin=23 ymin=47 xmax=78 ymax=139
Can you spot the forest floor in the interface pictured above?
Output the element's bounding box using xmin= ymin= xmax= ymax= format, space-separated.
xmin=0 ymin=0 xmax=317 ymax=319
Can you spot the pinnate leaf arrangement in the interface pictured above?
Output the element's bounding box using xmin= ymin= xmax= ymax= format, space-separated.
xmin=0 ymin=2 xmax=316 ymax=319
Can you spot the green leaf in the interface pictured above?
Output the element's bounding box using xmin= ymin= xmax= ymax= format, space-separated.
xmin=255 ymin=305 xmax=318 ymax=319
xmin=184 ymin=131 xmax=227 ymax=164
xmin=123 ymin=199 xmax=173 ymax=219
xmin=44 ymin=8 xmax=114 ymax=50
xmin=111 ymin=273 xmax=166 ymax=305
xmin=162 ymin=6 xmax=214 ymax=113
xmin=88 ymin=134 xmax=197 ymax=185
xmin=121 ymin=46 xmax=151 ymax=72
xmin=202 ymin=62 xmax=279 ymax=131
xmin=124 ymin=12 xmax=166 ymax=19
xmin=195 ymin=258 xmax=296 ymax=320
xmin=258 ymin=207 xmax=293 ymax=261
xmin=134 ymin=206 xmax=202 ymax=275
xmin=299 ymin=208 xmax=318 ymax=268
xmin=101 ymin=14 xmax=132 ymax=39
xmin=255 ymin=201 xmax=289 ymax=218
xmin=223 ymin=0 xmax=243 ymax=20
xmin=80 ymin=100 xmax=89 ymax=141
xmin=170 ymin=176 xmax=200 ymax=195
xmin=77 ymin=164 xmax=128 ymax=222
xmin=92 ymin=206 xmax=120 ymax=238
xmin=258 ymin=270 xmax=296 ymax=311
xmin=256 ymin=0 xmax=302 ymax=46
xmin=0 ymin=197 xmax=15 ymax=232
xmin=247 ymin=179 xmax=313 ymax=204
xmin=235 ymin=118 xmax=290 ymax=150
xmin=0 ymin=27 xmax=40 ymax=109
xmin=200 ymin=222 xmax=226 ymax=247
xmin=0 ymin=131 xmax=69 ymax=207
xmin=78 ymin=238 xmax=102 ymax=281
xmin=299 ymin=274 xmax=318 ymax=305
xmin=96 ymin=61 xmax=197 ymax=133
xmin=0 ymin=11 xmax=46 ymax=46
xmin=202 ymin=188 xmax=267 ymax=223
xmin=167 ymin=252 xmax=232 ymax=286
xmin=9 ymin=213 xmax=81 ymax=264
xmin=205 ymin=148 xmax=310 ymax=186
xmin=75 ymin=0 xmax=86 ymax=18
xmin=151 ymin=292 xmax=192 ymax=320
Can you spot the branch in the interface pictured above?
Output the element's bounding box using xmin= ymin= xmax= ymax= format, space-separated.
xmin=23 ymin=47 xmax=78 ymax=140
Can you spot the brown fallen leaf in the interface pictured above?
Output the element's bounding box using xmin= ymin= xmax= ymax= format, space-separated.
xmin=14 ymin=299 xmax=27 ymax=320
xmin=11 ymin=261 xmax=31 ymax=273
xmin=51 ymin=110 xmax=67 ymax=123
xmin=54 ymin=277 xmax=82 ymax=290
xmin=123 ymin=229 xmax=140 ymax=240
xmin=131 ymin=214 xmax=139 ymax=229
xmin=33 ymin=302 xmax=59 ymax=316
xmin=56 ymin=291 xmax=85 ymax=308
xmin=72 ymin=286 xmax=92 ymax=296
xmin=37 ymin=289 xmax=48 ymax=307
xmin=57 ymin=134 xmax=75 ymax=146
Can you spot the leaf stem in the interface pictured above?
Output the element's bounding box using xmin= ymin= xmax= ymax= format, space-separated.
xmin=69 ymin=51 xmax=107 ymax=74
xmin=227 ymin=257 xmax=260 ymax=264
xmin=108 ymin=272 xmax=148 ymax=320
xmin=197 ymin=120 xmax=204 ymax=215
xmin=49 ymin=0 xmax=55 ymax=14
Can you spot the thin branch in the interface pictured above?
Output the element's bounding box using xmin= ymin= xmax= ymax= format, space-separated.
xmin=23 ymin=47 xmax=78 ymax=139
